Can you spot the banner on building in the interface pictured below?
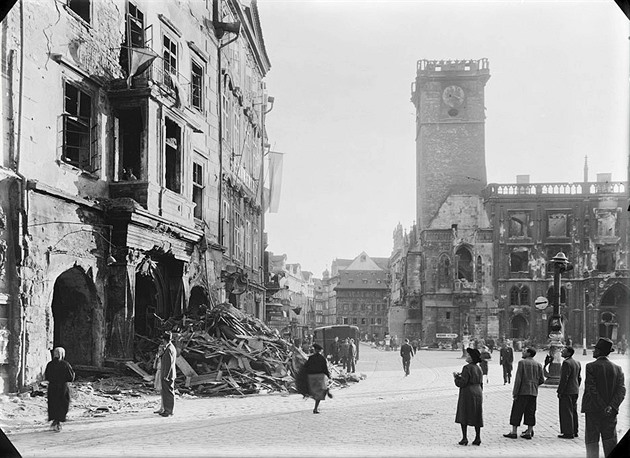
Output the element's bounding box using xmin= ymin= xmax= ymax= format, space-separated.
xmin=264 ymin=151 xmax=283 ymax=213
xmin=126 ymin=46 xmax=159 ymax=87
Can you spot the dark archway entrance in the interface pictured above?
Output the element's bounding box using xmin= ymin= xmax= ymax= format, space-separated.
xmin=52 ymin=267 xmax=99 ymax=365
xmin=188 ymin=285 xmax=209 ymax=317
xmin=510 ymin=315 xmax=528 ymax=339
xmin=599 ymin=284 xmax=629 ymax=342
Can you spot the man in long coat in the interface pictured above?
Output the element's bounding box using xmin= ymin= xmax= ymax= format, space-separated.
xmin=499 ymin=341 xmax=514 ymax=384
xmin=400 ymin=338 xmax=415 ymax=376
xmin=557 ymin=346 xmax=581 ymax=439
xmin=503 ymin=347 xmax=544 ymax=440
xmin=160 ymin=331 xmax=177 ymax=417
xmin=581 ymin=337 xmax=626 ymax=458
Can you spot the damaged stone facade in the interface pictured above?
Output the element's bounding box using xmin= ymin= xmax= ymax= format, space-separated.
xmin=0 ymin=0 xmax=272 ymax=392
xmin=394 ymin=58 xmax=628 ymax=347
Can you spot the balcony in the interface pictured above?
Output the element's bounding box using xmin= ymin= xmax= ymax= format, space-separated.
xmin=109 ymin=180 xmax=195 ymax=226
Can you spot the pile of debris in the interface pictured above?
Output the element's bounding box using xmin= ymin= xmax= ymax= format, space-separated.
xmin=131 ymin=303 xmax=308 ymax=396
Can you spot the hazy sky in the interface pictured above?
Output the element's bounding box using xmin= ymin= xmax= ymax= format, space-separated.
xmin=257 ymin=0 xmax=629 ymax=277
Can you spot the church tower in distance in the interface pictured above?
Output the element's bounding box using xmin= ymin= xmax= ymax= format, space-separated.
xmin=411 ymin=59 xmax=490 ymax=230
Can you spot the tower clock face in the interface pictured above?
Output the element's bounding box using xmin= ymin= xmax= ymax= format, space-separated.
xmin=442 ymin=85 xmax=465 ymax=108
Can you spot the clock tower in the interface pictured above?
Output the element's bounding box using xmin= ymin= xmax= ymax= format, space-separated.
xmin=411 ymin=59 xmax=490 ymax=230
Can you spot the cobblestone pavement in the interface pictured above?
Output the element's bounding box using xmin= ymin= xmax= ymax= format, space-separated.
xmin=7 ymin=345 xmax=629 ymax=457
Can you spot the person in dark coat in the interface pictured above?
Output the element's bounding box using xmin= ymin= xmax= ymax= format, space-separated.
xmin=499 ymin=341 xmax=514 ymax=384
xmin=400 ymin=338 xmax=415 ymax=376
xmin=45 ymin=347 xmax=75 ymax=432
xmin=557 ymin=346 xmax=581 ymax=439
xmin=581 ymin=337 xmax=626 ymax=458
xmin=454 ymin=348 xmax=484 ymax=446
xmin=340 ymin=338 xmax=350 ymax=371
xmin=503 ymin=347 xmax=545 ymax=440
xmin=303 ymin=343 xmax=332 ymax=413
xmin=159 ymin=331 xmax=177 ymax=417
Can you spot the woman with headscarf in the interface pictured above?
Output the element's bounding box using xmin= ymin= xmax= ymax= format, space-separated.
xmin=303 ymin=343 xmax=332 ymax=414
xmin=453 ymin=347 xmax=484 ymax=446
xmin=45 ymin=347 xmax=75 ymax=432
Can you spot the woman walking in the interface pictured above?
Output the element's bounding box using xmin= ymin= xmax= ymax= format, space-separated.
xmin=480 ymin=345 xmax=491 ymax=384
xmin=454 ymin=348 xmax=484 ymax=446
xmin=303 ymin=343 xmax=332 ymax=413
xmin=45 ymin=347 xmax=75 ymax=432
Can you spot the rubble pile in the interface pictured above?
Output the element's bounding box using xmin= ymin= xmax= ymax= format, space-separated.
xmin=149 ymin=303 xmax=307 ymax=396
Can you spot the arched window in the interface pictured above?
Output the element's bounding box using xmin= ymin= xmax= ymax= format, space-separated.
xmin=510 ymin=286 xmax=520 ymax=305
xmin=456 ymin=246 xmax=473 ymax=282
xmin=438 ymin=255 xmax=451 ymax=289
xmin=520 ymin=286 xmax=530 ymax=306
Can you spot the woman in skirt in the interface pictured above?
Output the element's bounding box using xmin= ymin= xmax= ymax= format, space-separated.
xmin=303 ymin=343 xmax=332 ymax=413
xmin=45 ymin=347 xmax=75 ymax=432
xmin=454 ymin=348 xmax=484 ymax=445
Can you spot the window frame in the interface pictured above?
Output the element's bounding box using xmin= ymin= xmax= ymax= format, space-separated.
xmin=67 ymin=0 xmax=91 ymax=24
xmin=62 ymin=81 xmax=97 ymax=172
xmin=191 ymin=59 xmax=204 ymax=112
xmin=162 ymin=33 xmax=178 ymax=88
xmin=192 ymin=161 xmax=204 ymax=220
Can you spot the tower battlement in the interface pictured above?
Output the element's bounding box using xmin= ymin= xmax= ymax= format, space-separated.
xmin=416 ymin=58 xmax=489 ymax=76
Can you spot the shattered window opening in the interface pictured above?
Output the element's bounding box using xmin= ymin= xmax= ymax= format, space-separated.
xmin=509 ymin=212 xmax=530 ymax=238
xmin=456 ymin=247 xmax=473 ymax=282
xmin=548 ymin=212 xmax=568 ymax=237
xmin=68 ymin=0 xmax=90 ymax=23
xmin=62 ymin=82 xmax=95 ymax=172
xmin=597 ymin=211 xmax=616 ymax=237
xmin=509 ymin=248 xmax=529 ymax=273
xmin=164 ymin=117 xmax=181 ymax=193
xmin=117 ymin=107 xmax=143 ymax=180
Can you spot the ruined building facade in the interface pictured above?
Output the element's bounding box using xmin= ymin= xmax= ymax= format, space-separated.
xmin=393 ymin=59 xmax=628 ymax=348
xmin=0 ymin=0 xmax=272 ymax=392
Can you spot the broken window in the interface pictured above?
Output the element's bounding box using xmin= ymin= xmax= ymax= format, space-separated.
xmin=253 ymin=227 xmax=259 ymax=269
xmin=597 ymin=211 xmax=616 ymax=237
xmin=510 ymin=248 xmax=529 ymax=273
xmin=164 ymin=118 xmax=181 ymax=193
xmin=191 ymin=60 xmax=203 ymax=111
xmin=596 ymin=246 xmax=616 ymax=272
xmin=63 ymin=82 xmax=97 ymax=172
xmin=192 ymin=162 xmax=203 ymax=219
xmin=456 ymin=247 xmax=473 ymax=282
xmin=116 ymin=108 xmax=143 ymax=180
xmin=120 ymin=2 xmax=145 ymax=74
xmin=509 ymin=212 xmax=530 ymax=237
xmin=162 ymin=34 xmax=178 ymax=87
xmin=68 ymin=0 xmax=90 ymax=23
xmin=437 ymin=255 xmax=451 ymax=288
xmin=548 ymin=212 xmax=568 ymax=237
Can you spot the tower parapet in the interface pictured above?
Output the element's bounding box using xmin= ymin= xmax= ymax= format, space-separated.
xmin=416 ymin=58 xmax=489 ymax=76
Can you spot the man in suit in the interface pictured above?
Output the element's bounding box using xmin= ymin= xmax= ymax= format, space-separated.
xmin=400 ymin=338 xmax=415 ymax=376
xmin=503 ymin=347 xmax=545 ymax=440
xmin=581 ymin=337 xmax=626 ymax=458
xmin=500 ymin=341 xmax=515 ymax=384
xmin=557 ymin=346 xmax=581 ymax=439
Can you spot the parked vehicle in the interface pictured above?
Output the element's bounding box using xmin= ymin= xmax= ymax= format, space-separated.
xmin=313 ymin=325 xmax=361 ymax=361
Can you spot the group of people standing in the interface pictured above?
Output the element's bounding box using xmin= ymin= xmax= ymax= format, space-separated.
xmin=453 ymin=336 xmax=625 ymax=458
xmin=329 ymin=336 xmax=357 ymax=373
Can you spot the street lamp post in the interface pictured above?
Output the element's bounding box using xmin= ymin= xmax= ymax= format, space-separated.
xmin=544 ymin=252 xmax=573 ymax=385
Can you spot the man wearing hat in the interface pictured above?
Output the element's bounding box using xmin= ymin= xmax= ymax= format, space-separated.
xmin=159 ymin=331 xmax=177 ymax=417
xmin=581 ymin=337 xmax=626 ymax=458
xmin=503 ymin=347 xmax=544 ymax=440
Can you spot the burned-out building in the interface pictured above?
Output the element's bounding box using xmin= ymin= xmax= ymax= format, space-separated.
xmin=0 ymin=0 xmax=273 ymax=392
xmin=392 ymin=59 xmax=628 ymax=348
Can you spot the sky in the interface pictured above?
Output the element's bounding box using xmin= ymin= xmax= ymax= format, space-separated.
xmin=257 ymin=0 xmax=629 ymax=277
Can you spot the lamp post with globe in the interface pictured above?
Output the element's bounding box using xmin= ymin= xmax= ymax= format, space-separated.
xmin=544 ymin=252 xmax=573 ymax=385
